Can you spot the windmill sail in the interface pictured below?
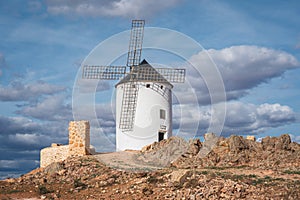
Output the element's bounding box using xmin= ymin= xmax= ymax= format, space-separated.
xmin=154 ymin=68 xmax=186 ymax=83
xmin=119 ymin=82 xmax=139 ymax=131
xmin=82 ymin=65 xmax=126 ymax=80
xmin=119 ymin=20 xmax=145 ymax=131
xmin=127 ymin=20 xmax=145 ymax=68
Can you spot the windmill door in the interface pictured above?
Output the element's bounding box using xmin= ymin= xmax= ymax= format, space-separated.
xmin=158 ymin=132 xmax=164 ymax=142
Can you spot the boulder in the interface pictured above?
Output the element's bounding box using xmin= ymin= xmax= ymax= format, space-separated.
xmin=262 ymin=134 xmax=291 ymax=151
xmin=186 ymin=139 xmax=202 ymax=156
xmin=275 ymin=134 xmax=291 ymax=150
xmin=228 ymin=135 xmax=249 ymax=153
xmin=44 ymin=162 xmax=64 ymax=175
xmin=198 ymin=133 xmax=219 ymax=158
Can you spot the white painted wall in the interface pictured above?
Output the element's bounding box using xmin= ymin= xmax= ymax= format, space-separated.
xmin=116 ymin=82 xmax=172 ymax=151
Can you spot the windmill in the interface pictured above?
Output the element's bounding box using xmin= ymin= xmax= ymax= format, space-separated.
xmin=82 ymin=20 xmax=186 ymax=151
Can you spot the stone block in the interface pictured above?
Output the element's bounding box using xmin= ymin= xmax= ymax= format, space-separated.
xmin=40 ymin=145 xmax=69 ymax=168
xmin=246 ymin=136 xmax=256 ymax=142
xmin=68 ymin=120 xmax=90 ymax=156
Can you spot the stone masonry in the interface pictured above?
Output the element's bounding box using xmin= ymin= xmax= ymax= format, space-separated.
xmin=68 ymin=121 xmax=90 ymax=156
xmin=40 ymin=145 xmax=69 ymax=168
xmin=40 ymin=120 xmax=91 ymax=168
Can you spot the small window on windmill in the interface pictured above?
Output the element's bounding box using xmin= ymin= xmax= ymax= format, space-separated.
xmin=160 ymin=85 xmax=163 ymax=89
xmin=146 ymin=84 xmax=150 ymax=88
xmin=160 ymin=109 xmax=166 ymax=120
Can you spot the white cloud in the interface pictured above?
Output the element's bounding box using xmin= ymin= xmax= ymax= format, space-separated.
xmin=173 ymin=101 xmax=296 ymax=136
xmin=1 ymin=115 xmax=66 ymax=133
xmin=289 ymin=134 xmax=300 ymax=143
xmin=17 ymin=94 xmax=72 ymax=121
xmin=9 ymin=133 xmax=49 ymax=146
xmin=46 ymin=0 xmax=182 ymax=18
xmin=223 ymin=102 xmax=296 ymax=134
xmin=0 ymin=80 xmax=66 ymax=102
xmin=205 ymin=45 xmax=299 ymax=90
xmin=224 ymin=102 xmax=257 ymax=128
xmin=73 ymin=79 xmax=111 ymax=93
xmin=257 ymin=103 xmax=295 ymax=123
xmin=182 ymin=45 xmax=299 ymax=105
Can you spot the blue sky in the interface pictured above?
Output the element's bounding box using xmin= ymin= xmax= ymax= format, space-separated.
xmin=0 ymin=0 xmax=299 ymax=179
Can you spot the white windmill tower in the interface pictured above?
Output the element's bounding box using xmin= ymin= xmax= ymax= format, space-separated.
xmin=82 ymin=20 xmax=185 ymax=151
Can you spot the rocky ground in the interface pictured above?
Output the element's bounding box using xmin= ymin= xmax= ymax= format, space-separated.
xmin=1 ymin=134 xmax=300 ymax=199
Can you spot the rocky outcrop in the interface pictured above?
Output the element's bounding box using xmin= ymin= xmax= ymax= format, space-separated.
xmin=137 ymin=137 xmax=189 ymax=167
xmin=170 ymin=134 xmax=300 ymax=170
xmin=262 ymin=134 xmax=291 ymax=151
xmin=136 ymin=134 xmax=300 ymax=170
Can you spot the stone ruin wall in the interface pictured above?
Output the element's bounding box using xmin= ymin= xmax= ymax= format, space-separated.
xmin=40 ymin=145 xmax=69 ymax=168
xmin=40 ymin=120 xmax=91 ymax=168
xmin=68 ymin=121 xmax=90 ymax=156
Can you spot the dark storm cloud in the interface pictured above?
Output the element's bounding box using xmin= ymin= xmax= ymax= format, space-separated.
xmin=0 ymin=149 xmax=40 ymax=161
xmin=0 ymin=115 xmax=69 ymax=179
xmin=0 ymin=115 xmax=41 ymax=136
xmin=0 ymin=116 xmax=68 ymax=149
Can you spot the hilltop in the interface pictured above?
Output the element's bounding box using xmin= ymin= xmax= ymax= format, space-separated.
xmin=1 ymin=134 xmax=300 ymax=199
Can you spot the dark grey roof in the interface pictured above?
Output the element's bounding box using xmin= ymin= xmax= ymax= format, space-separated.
xmin=115 ymin=59 xmax=172 ymax=87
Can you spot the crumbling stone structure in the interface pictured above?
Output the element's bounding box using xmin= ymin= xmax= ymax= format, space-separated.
xmin=40 ymin=121 xmax=92 ymax=168
xmin=68 ymin=121 xmax=90 ymax=156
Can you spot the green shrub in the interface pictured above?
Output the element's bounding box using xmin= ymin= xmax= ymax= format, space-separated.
xmin=74 ymin=179 xmax=87 ymax=189
xmin=284 ymin=170 xmax=300 ymax=175
xmin=38 ymin=185 xmax=51 ymax=195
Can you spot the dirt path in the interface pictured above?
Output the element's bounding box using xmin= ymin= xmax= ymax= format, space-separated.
xmin=93 ymin=151 xmax=162 ymax=171
xmin=94 ymin=151 xmax=300 ymax=181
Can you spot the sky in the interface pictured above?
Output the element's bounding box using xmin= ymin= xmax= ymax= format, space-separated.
xmin=0 ymin=0 xmax=299 ymax=179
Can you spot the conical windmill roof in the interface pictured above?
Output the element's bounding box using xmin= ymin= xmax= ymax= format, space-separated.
xmin=115 ymin=59 xmax=173 ymax=87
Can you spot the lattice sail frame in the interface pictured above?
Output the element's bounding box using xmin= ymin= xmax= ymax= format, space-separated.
xmin=117 ymin=20 xmax=145 ymax=131
xmin=127 ymin=20 xmax=145 ymax=68
xmin=118 ymin=82 xmax=139 ymax=131
xmin=136 ymin=67 xmax=185 ymax=83
xmin=81 ymin=20 xmax=186 ymax=132
xmin=82 ymin=66 xmax=126 ymax=80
